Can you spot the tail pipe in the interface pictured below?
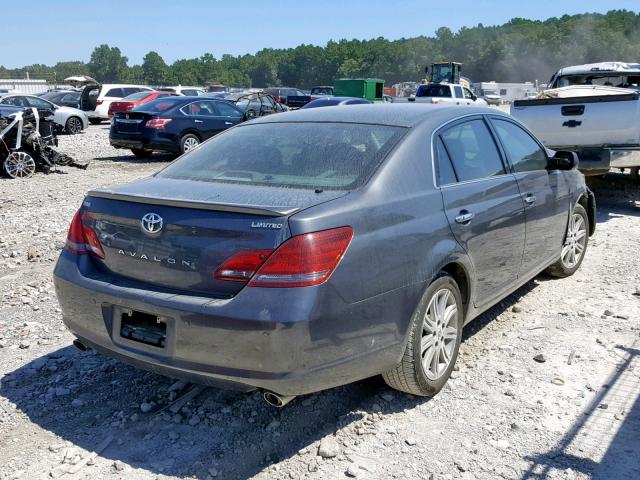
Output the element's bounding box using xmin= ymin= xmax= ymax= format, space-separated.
xmin=263 ymin=391 xmax=296 ymax=408
xmin=72 ymin=339 xmax=88 ymax=351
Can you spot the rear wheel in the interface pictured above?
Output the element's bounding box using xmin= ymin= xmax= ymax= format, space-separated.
xmin=546 ymin=204 xmax=589 ymax=278
xmin=131 ymin=148 xmax=152 ymax=159
xmin=89 ymin=119 xmax=102 ymax=125
xmin=65 ymin=116 xmax=83 ymax=134
xmin=180 ymin=134 xmax=200 ymax=154
xmin=383 ymin=274 xmax=463 ymax=396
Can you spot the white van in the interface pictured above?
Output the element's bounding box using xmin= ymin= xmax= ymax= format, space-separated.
xmin=79 ymin=83 xmax=152 ymax=124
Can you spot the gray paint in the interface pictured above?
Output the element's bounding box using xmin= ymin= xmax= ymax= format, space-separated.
xmin=54 ymin=104 xmax=594 ymax=396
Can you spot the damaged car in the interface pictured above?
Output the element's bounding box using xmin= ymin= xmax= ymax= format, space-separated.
xmin=54 ymin=104 xmax=595 ymax=406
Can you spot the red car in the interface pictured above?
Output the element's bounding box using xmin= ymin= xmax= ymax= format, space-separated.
xmin=108 ymin=91 xmax=178 ymax=116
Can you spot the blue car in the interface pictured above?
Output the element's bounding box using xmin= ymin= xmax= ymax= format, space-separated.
xmin=109 ymin=96 xmax=246 ymax=158
xmin=55 ymin=104 xmax=595 ymax=406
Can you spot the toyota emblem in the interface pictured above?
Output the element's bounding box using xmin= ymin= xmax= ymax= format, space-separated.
xmin=141 ymin=213 xmax=163 ymax=234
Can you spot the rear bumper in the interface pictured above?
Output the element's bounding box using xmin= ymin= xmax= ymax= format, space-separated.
xmin=53 ymin=251 xmax=410 ymax=396
xmin=559 ymin=147 xmax=640 ymax=176
xmin=109 ymin=130 xmax=180 ymax=153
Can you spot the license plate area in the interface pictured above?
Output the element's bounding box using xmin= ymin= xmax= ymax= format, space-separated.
xmin=120 ymin=310 xmax=166 ymax=348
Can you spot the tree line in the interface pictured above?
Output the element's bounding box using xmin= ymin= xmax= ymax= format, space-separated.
xmin=1 ymin=10 xmax=639 ymax=88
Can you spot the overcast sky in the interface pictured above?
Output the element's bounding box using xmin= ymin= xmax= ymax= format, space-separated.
xmin=1 ymin=1 xmax=638 ymax=68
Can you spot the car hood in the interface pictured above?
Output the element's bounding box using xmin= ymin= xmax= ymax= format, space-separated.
xmin=88 ymin=176 xmax=349 ymax=217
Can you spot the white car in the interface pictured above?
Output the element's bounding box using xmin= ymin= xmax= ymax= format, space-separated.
xmin=79 ymin=83 xmax=153 ymax=124
xmin=408 ymin=83 xmax=488 ymax=106
xmin=157 ymin=86 xmax=207 ymax=96
xmin=0 ymin=94 xmax=89 ymax=134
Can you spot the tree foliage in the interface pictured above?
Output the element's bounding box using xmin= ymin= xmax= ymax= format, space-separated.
xmin=2 ymin=10 xmax=639 ymax=87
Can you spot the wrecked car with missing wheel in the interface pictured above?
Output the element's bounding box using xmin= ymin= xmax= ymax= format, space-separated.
xmin=0 ymin=105 xmax=83 ymax=178
xmin=54 ymin=104 xmax=595 ymax=406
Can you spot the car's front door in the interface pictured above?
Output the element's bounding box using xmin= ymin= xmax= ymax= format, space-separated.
xmin=182 ymin=100 xmax=227 ymax=139
xmin=489 ymin=116 xmax=571 ymax=277
xmin=436 ymin=117 xmax=526 ymax=306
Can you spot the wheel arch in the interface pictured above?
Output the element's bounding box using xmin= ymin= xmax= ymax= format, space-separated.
xmin=439 ymin=261 xmax=472 ymax=319
xmin=576 ymin=190 xmax=596 ymax=236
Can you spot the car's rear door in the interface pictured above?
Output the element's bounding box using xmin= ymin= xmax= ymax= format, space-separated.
xmin=488 ymin=116 xmax=571 ymax=277
xmin=435 ymin=116 xmax=526 ymax=306
xmin=181 ymin=100 xmax=235 ymax=139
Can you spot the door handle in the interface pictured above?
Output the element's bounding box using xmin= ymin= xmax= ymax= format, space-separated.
xmin=454 ymin=211 xmax=475 ymax=224
xmin=224 ymin=121 xmax=233 ymax=125
xmin=524 ymin=194 xmax=537 ymax=205
xmin=194 ymin=119 xmax=203 ymax=123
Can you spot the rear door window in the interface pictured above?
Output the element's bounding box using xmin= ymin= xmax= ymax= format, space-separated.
xmin=440 ymin=119 xmax=505 ymax=182
xmin=492 ymin=119 xmax=548 ymax=172
xmin=182 ymin=100 xmax=219 ymax=116
xmin=435 ymin=137 xmax=457 ymax=185
xmin=105 ymin=88 xmax=124 ymax=98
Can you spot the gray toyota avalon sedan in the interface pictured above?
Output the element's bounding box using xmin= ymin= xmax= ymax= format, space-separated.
xmin=54 ymin=104 xmax=595 ymax=406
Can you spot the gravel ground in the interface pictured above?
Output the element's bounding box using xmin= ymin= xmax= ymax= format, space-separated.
xmin=0 ymin=125 xmax=639 ymax=480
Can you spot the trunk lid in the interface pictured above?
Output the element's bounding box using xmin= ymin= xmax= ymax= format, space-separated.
xmin=82 ymin=177 xmax=347 ymax=297
xmin=112 ymin=111 xmax=155 ymax=134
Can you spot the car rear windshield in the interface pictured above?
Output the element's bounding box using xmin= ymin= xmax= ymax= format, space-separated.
xmin=122 ymin=91 xmax=152 ymax=101
xmin=157 ymin=122 xmax=406 ymax=190
xmin=132 ymin=98 xmax=183 ymax=113
xmin=416 ymin=85 xmax=452 ymax=97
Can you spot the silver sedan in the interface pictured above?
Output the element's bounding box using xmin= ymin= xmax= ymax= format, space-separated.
xmin=0 ymin=94 xmax=88 ymax=134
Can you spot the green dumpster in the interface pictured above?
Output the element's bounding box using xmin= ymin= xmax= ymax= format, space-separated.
xmin=333 ymin=78 xmax=384 ymax=101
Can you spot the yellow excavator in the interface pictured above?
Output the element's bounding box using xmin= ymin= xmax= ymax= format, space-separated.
xmin=423 ymin=62 xmax=471 ymax=89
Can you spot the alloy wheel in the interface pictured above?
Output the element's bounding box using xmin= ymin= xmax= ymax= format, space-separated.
xmin=4 ymin=152 xmax=36 ymax=178
xmin=182 ymin=137 xmax=200 ymax=152
xmin=421 ymin=288 xmax=458 ymax=380
xmin=561 ymin=212 xmax=587 ymax=269
xmin=67 ymin=117 xmax=82 ymax=134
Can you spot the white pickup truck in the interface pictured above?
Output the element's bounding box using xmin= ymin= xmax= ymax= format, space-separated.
xmin=511 ymin=62 xmax=640 ymax=176
xmin=408 ymin=83 xmax=487 ymax=106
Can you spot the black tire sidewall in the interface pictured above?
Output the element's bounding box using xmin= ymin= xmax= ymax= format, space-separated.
xmin=410 ymin=275 xmax=463 ymax=395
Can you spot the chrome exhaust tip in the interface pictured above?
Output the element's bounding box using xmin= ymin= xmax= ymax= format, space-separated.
xmin=72 ymin=339 xmax=88 ymax=351
xmin=263 ymin=391 xmax=296 ymax=408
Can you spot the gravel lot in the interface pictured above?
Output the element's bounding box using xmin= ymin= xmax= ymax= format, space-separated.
xmin=0 ymin=125 xmax=639 ymax=480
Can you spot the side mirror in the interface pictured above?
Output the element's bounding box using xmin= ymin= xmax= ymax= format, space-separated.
xmin=548 ymin=150 xmax=579 ymax=170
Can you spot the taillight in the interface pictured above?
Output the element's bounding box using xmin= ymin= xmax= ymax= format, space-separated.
xmin=96 ymin=100 xmax=104 ymax=106
xmin=65 ymin=210 xmax=105 ymax=259
xmin=146 ymin=118 xmax=172 ymax=129
xmin=274 ymin=96 xmax=282 ymax=103
xmin=251 ymin=227 xmax=353 ymax=287
xmin=215 ymin=249 xmax=273 ymax=282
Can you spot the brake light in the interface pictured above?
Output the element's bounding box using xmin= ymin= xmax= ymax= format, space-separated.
xmin=65 ymin=210 xmax=105 ymax=258
xmin=274 ymin=96 xmax=282 ymax=103
xmin=250 ymin=227 xmax=353 ymax=287
xmin=96 ymin=100 xmax=104 ymax=106
xmin=146 ymin=118 xmax=172 ymax=129
xmin=215 ymin=249 xmax=273 ymax=282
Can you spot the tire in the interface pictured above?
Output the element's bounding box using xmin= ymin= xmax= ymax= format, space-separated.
xmin=630 ymin=167 xmax=639 ymax=181
xmin=131 ymin=148 xmax=152 ymax=159
xmin=180 ymin=134 xmax=200 ymax=154
xmin=65 ymin=116 xmax=83 ymax=135
xmin=383 ymin=273 xmax=463 ymax=396
xmin=89 ymin=119 xmax=103 ymax=125
xmin=546 ymin=203 xmax=589 ymax=278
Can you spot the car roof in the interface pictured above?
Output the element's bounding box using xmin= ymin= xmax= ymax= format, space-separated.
xmin=250 ymin=103 xmax=507 ymax=128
